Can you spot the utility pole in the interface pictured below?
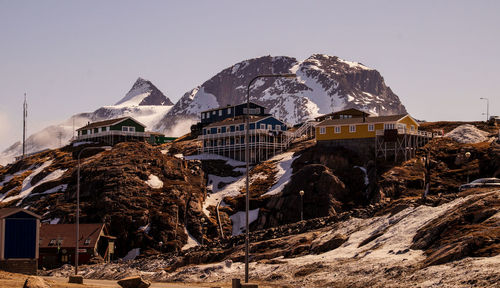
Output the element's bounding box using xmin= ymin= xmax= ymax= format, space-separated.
xmin=22 ymin=93 xmax=27 ymax=159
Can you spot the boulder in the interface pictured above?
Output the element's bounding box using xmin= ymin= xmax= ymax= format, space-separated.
xmin=117 ymin=276 xmax=151 ymax=288
xmin=23 ymin=276 xmax=50 ymax=288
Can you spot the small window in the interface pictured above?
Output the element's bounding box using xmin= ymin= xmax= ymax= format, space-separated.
xmin=122 ymin=126 xmax=128 ymax=132
xmin=320 ymin=127 xmax=326 ymax=134
xmin=129 ymin=126 xmax=135 ymax=132
xmin=267 ymin=124 xmax=272 ymax=130
xmin=368 ymin=124 xmax=374 ymax=131
xmin=87 ymin=129 xmax=91 ymax=135
xmin=226 ymin=139 xmax=230 ymax=145
xmin=410 ymin=125 xmax=415 ymax=131
xmin=207 ymin=113 xmax=210 ymax=118
xmin=228 ymin=107 xmax=231 ymax=114
xmin=219 ymin=110 xmax=222 ymax=116
xmin=201 ymin=113 xmax=205 ymax=119
xmin=349 ymin=125 xmax=356 ymax=133
xmin=275 ymin=125 xmax=280 ymax=130
xmin=49 ymin=239 xmax=56 ymax=246
xmin=260 ymin=124 xmax=265 ymax=129
xmin=84 ymin=239 xmax=91 ymax=245
xmin=335 ymin=126 xmax=341 ymax=134
xmin=106 ymin=126 xmax=110 ymax=132
xmin=384 ymin=123 xmax=395 ymax=130
xmin=57 ymin=239 xmax=63 ymax=245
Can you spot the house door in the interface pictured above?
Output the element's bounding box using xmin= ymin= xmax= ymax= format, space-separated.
xmin=4 ymin=218 xmax=36 ymax=258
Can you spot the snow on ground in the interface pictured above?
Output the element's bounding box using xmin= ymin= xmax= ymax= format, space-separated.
xmin=138 ymin=223 xmax=151 ymax=234
xmin=202 ymin=173 xmax=246 ymax=217
xmin=230 ymin=208 xmax=260 ymax=236
xmin=49 ymin=218 xmax=60 ymax=224
xmin=445 ymin=124 xmax=490 ymax=144
xmin=354 ymin=166 xmax=369 ymax=185
xmin=72 ymin=141 xmax=96 ymax=147
xmin=181 ymin=228 xmax=200 ymax=251
xmin=185 ymin=153 xmax=245 ymax=167
xmin=28 ymin=184 xmax=67 ymax=198
xmin=263 ymin=152 xmax=299 ymax=196
xmin=122 ymin=248 xmax=141 ymax=261
xmin=160 ymin=149 xmax=169 ymax=155
xmin=0 ymin=160 xmax=68 ymax=204
xmin=173 ymin=154 xmax=184 ymax=159
xmin=145 ymin=174 xmax=163 ymax=189
xmin=207 ymin=175 xmax=240 ymax=193
xmin=0 ymin=163 xmax=37 ymax=187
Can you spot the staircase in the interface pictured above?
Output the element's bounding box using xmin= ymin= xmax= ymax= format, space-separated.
xmin=285 ymin=121 xmax=318 ymax=147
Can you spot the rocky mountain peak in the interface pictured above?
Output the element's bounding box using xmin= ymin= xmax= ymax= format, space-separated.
xmin=115 ymin=77 xmax=174 ymax=106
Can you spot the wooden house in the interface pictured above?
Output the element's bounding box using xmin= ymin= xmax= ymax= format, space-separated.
xmin=38 ymin=223 xmax=115 ymax=269
xmin=315 ymin=112 xmax=433 ymax=160
xmin=200 ymin=102 xmax=267 ymax=125
xmin=0 ymin=208 xmax=41 ymax=275
xmin=200 ymin=115 xmax=288 ymax=163
xmin=74 ymin=116 xmax=167 ymax=146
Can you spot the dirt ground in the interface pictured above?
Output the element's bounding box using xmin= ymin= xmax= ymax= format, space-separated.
xmin=0 ymin=270 xmax=283 ymax=288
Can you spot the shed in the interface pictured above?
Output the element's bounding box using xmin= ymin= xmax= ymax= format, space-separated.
xmin=0 ymin=208 xmax=41 ymax=275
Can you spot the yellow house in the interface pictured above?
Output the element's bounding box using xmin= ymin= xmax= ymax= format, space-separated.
xmin=316 ymin=114 xmax=419 ymax=141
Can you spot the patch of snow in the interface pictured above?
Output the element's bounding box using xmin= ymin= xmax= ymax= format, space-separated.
xmin=207 ymin=175 xmax=240 ymax=193
xmin=28 ymin=184 xmax=68 ymax=197
xmin=445 ymin=124 xmax=489 ymax=144
xmin=49 ymin=218 xmax=60 ymax=224
xmin=138 ymin=223 xmax=151 ymax=234
xmin=122 ymin=248 xmax=141 ymax=261
xmin=173 ymin=154 xmax=184 ymax=159
xmin=181 ymin=228 xmax=200 ymax=250
xmin=338 ymin=58 xmax=373 ymax=70
xmin=1 ymin=160 xmax=67 ymax=204
xmin=72 ymin=141 xmax=97 ymax=147
xmin=354 ymin=166 xmax=369 ymax=185
xmin=263 ymin=152 xmax=299 ymax=196
xmin=185 ymin=153 xmax=245 ymax=167
xmin=160 ymin=149 xmax=169 ymax=155
xmin=145 ymin=174 xmax=163 ymax=189
xmin=230 ymin=208 xmax=260 ymax=236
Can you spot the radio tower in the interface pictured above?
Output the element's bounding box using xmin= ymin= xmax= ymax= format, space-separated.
xmin=22 ymin=93 xmax=27 ymax=159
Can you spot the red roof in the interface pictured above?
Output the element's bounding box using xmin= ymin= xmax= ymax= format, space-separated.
xmin=39 ymin=223 xmax=106 ymax=249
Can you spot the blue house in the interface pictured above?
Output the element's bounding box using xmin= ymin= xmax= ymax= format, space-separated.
xmin=0 ymin=208 xmax=41 ymax=275
xmin=200 ymin=115 xmax=288 ymax=163
xmin=200 ymin=102 xmax=267 ymax=125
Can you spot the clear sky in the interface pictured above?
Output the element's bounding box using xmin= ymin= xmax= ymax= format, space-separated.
xmin=0 ymin=0 xmax=499 ymax=151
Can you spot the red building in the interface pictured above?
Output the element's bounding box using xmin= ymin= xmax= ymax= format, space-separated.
xmin=39 ymin=223 xmax=115 ymax=269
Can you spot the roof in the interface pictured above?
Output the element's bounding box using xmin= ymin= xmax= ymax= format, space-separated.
xmin=205 ymin=115 xmax=282 ymax=128
xmin=39 ymin=223 xmax=106 ymax=248
xmin=317 ymin=114 xmax=410 ymax=126
xmin=76 ymin=117 xmax=146 ymax=131
xmin=315 ymin=108 xmax=371 ymax=120
xmin=201 ymin=102 xmax=265 ymax=114
xmin=0 ymin=208 xmax=41 ymax=219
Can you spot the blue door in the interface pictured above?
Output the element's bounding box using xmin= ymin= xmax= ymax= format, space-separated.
xmin=4 ymin=218 xmax=36 ymax=258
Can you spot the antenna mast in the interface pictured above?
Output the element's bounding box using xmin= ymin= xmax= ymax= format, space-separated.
xmin=22 ymin=93 xmax=27 ymax=159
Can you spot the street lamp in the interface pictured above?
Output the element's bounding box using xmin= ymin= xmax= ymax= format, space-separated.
xmin=245 ymin=73 xmax=295 ymax=283
xmin=465 ymin=151 xmax=471 ymax=183
xmin=75 ymin=146 xmax=111 ymax=275
xmin=480 ymin=97 xmax=489 ymax=121
xmin=299 ymin=190 xmax=304 ymax=221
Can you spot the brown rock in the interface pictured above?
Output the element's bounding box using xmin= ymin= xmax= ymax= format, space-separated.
xmin=23 ymin=276 xmax=51 ymax=288
xmin=117 ymin=276 xmax=151 ymax=288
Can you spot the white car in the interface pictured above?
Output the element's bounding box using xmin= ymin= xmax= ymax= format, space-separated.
xmin=459 ymin=178 xmax=500 ymax=191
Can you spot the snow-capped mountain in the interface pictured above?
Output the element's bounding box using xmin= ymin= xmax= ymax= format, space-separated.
xmin=155 ymin=54 xmax=406 ymax=135
xmin=0 ymin=78 xmax=173 ymax=165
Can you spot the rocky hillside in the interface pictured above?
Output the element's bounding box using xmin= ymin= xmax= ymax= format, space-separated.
xmin=156 ymin=54 xmax=407 ymax=135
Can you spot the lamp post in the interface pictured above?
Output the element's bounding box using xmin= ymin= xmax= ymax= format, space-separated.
xmin=465 ymin=151 xmax=471 ymax=183
xmin=480 ymin=97 xmax=489 ymax=121
xmin=75 ymin=146 xmax=111 ymax=275
xmin=245 ymin=73 xmax=295 ymax=283
xmin=299 ymin=190 xmax=304 ymax=221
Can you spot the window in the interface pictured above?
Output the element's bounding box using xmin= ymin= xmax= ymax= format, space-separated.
xmin=236 ymin=126 xmax=239 ymax=131
xmin=122 ymin=126 xmax=136 ymax=132
xmin=335 ymin=126 xmax=341 ymax=134
xmin=384 ymin=123 xmax=395 ymax=130
xmin=201 ymin=113 xmax=205 ymax=119
xmin=235 ymin=138 xmax=239 ymax=144
xmin=217 ymin=128 xmax=221 ymax=133
xmin=219 ymin=110 xmax=222 ymax=116
xmin=410 ymin=125 xmax=415 ymax=131
xmin=205 ymin=140 xmax=209 ymax=147
xmin=87 ymin=129 xmax=91 ymax=135
xmin=84 ymin=239 xmax=91 ymax=245
xmin=256 ymin=108 xmax=261 ymax=114
xmin=226 ymin=139 xmax=230 ymax=145
xmin=207 ymin=113 xmax=210 ymax=118
xmin=227 ymin=126 xmax=230 ymax=133
xmin=228 ymin=107 xmax=231 ymax=114
xmin=207 ymin=129 xmax=210 ymax=134
xmin=275 ymin=125 xmax=280 ymax=130
xmin=106 ymin=126 xmax=110 ymax=132
xmin=267 ymin=124 xmax=272 ymax=130
xmin=49 ymin=239 xmax=56 ymax=246
xmin=349 ymin=125 xmax=356 ymax=133
xmin=368 ymin=124 xmax=374 ymax=131
xmin=260 ymin=124 xmax=265 ymax=129
xmin=320 ymin=127 xmax=326 ymax=134
xmin=218 ymin=139 xmax=222 ymax=145
xmin=61 ymin=255 xmax=69 ymax=262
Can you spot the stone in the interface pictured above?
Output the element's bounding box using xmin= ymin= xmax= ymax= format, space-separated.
xmin=68 ymin=275 xmax=83 ymax=284
xmin=117 ymin=276 xmax=151 ymax=288
xmin=23 ymin=276 xmax=51 ymax=288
